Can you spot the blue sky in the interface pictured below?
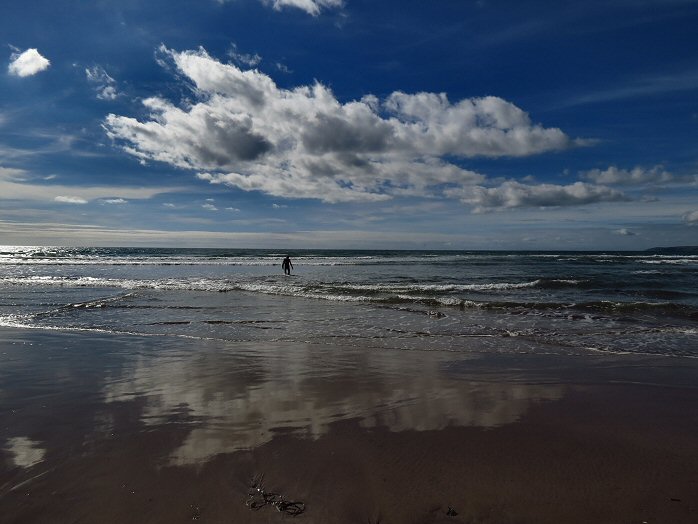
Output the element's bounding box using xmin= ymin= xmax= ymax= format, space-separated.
xmin=1 ymin=0 xmax=697 ymax=249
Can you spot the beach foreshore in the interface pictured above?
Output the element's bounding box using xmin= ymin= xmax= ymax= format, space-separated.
xmin=0 ymin=327 xmax=696 ymax=523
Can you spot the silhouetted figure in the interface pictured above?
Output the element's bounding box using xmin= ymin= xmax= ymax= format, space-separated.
xmin=282 ymin=255 xmax=293 ymax=275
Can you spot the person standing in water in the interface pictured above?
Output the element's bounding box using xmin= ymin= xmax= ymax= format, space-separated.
xmin=281 ymin=255 xmax=293 ymax=275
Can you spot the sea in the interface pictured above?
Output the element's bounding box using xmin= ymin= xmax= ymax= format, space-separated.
xmin=1 ymin=246 xmax=696 ymax=358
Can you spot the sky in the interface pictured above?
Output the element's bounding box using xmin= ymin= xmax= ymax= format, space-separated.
xmin=1 ymin=0 xmax=697 ymax=250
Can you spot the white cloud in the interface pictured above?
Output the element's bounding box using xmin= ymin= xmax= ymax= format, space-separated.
xmin=228 ymin=44 xmax=262 ymax=67
xmin=272 ymin=203 xmax=287 ymax=208
xmin=0 ymin=131 xmax=81 ymax=162
xmin=0 ymin=166 xmax=185 ymax=202
xmin=446 ymin=180 xmax=628 ymax=212
xmin=218 ymin=0 xmax=343 ymax=16
xmin=0 ymin=166 xmax=26 ymax=181
xmin=261 ymin=0 xmax=344 ymax=16
xmin=105 ymin=47 xmax=578 ymax=203
xmin=683 ymin=210 xmax=698 ymax=224
xmin=8 ymin=48 xmax=50 ymax=77
xmin=55 ymin=195 xmax=88 ymax=204
xmin=383 ymin=91 xmax=576 ymax=157
xmin=581 ymin=165 xmax=687 ymax=186
xmin=561 ymin=68 xmax=698 ymax=107
xmin=225 ymin=207 xmax=240 ymax=212
xmin=86 ymin=65 xmax=119 ymax=100
xmin=614 ymin=228 xmax=636 ymax=236
xmin=101 ymin=198 xmax=127 ymax=204
xmin=202 ymin=203 xmax=218 ymax=211
xmin=0 ymin=220 xmax=480 ymax=248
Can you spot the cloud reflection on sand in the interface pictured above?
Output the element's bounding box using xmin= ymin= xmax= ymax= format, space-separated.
xmin=4 ymin=436 xmax=46 ymax=469
xmin=102 ymin=343 xmax=563 ymax=466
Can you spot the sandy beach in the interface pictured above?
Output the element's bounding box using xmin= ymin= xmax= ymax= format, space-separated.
xmin=1 ymin=327 xmax=696 ymax=523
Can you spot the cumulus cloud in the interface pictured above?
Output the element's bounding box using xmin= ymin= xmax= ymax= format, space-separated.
xmin=86 ymin=65 xmax=119 ymax=100
xmin=683 ymin=210 xmax=698 ymax=224
xmin=261 ymin=0 xmax=344 ymax=16
xmin=582 ymin=165 xmax=669 ymax=186
xmin=202 ymin=203 xmax=218 ymax=211
xmin=55 ymin=195 xmax=88 ymax=204
xmin=8 ymin=48 xmax=50 ymax=77
xmin=582 ymin=165 xmax=697 ymax=186
xmin=101 ymin=198 xmax=127 ymax=204
xmin=446 ymin=180 xmax=628 ymax=212
xmin=105 ymin=47 xmax=578 ymax=203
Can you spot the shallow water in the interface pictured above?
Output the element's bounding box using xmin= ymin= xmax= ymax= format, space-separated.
xmin=0 ymin=246 xmax=696 ymax=357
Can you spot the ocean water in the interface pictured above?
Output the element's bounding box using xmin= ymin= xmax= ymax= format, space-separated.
xmin=1 ymin=246 xmax=697 ymax=358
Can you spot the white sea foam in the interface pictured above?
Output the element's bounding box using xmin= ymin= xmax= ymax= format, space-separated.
xmin=641 ymin=258 xmax=697 ymax=265
xmin=0 ymin=314 xmax=32 ymax=328
xmin=235 ymin=282 xmax=373 ymax=302
xmin=0 ymin=275 xmax=575 ymax=295
xmin=332 ymin=280 xmax=548 ymax=292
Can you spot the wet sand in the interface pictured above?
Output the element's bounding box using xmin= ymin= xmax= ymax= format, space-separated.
xmin=1 ymin=327 xmax=697 ymax=523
